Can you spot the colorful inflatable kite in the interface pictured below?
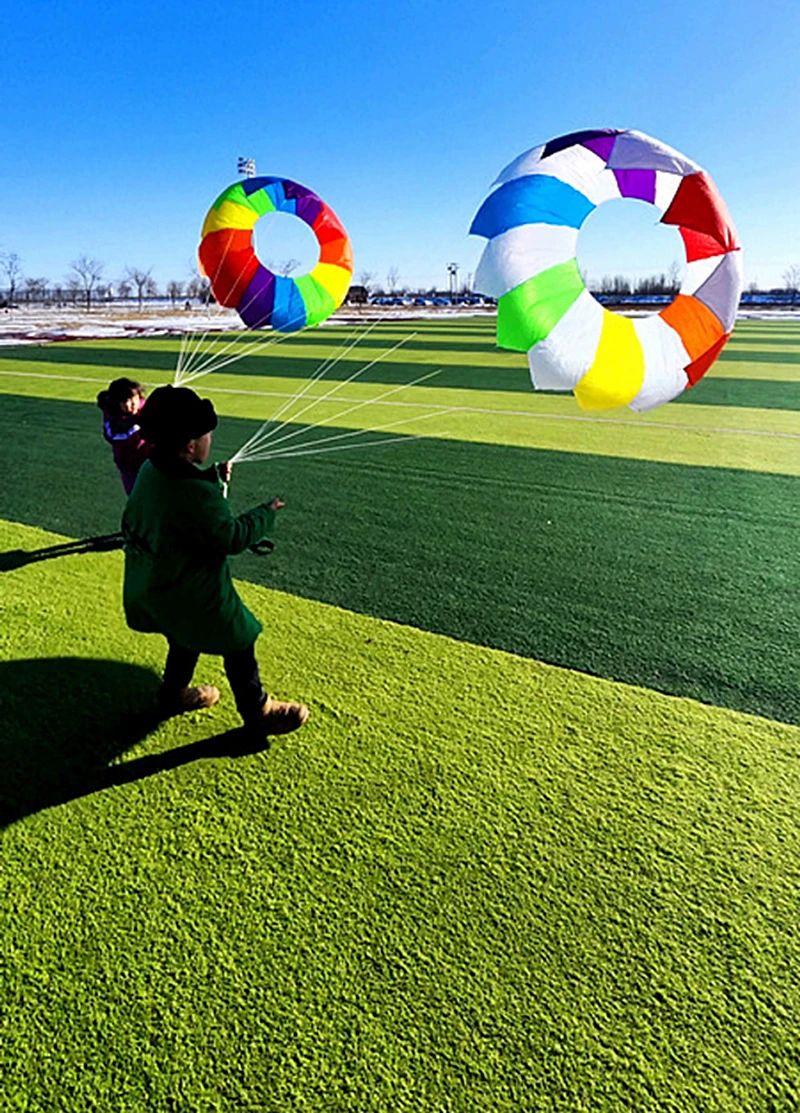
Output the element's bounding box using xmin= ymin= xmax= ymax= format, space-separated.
xmin=470 ymin=129 xmax=743 ymax=411
xmin=199 ymin=177 xmax=353 ymax=332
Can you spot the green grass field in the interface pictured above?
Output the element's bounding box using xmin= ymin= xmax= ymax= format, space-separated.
xmin=1 ymin=317 xmax=799 ymax=1111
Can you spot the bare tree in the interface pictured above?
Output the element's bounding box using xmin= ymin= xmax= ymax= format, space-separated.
xmin=782 ymin=265 xmax=800 ymax=305
xmin=667 ymin=259 xmax=682 ymax=293
xmin=186 ymin=261 xmax=214 ymax=305
xmin=0 ymin=251 xmax=24 ymax=305
xmin=166 ymin=280 xmax=185 ymax=306
xmin=116 ymin=278 xmax=132 ymax=300
xmin=278 ymin=258 xmax=300 ymax=277
xmin=386 ymin=266 xmax=400 ymax=292
xmin=187 ymin=273 xmax=212 ymax=304
xmin=125 ymin=266 xmax=158 ymax=311
xmin=69 ymin=256 xmax=104 ymax=311
xmin=24 ymin=277 xmax=48 ymax=304
xmin=357 ymin=270 xmax=376 ymax=292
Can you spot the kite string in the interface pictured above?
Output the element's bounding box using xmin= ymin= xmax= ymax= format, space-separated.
xmin=229 ymin=319 xmax=388 ymax=458
xmin=245 ymin=431 xmax=437 ymax=462
xmin=185 ymin=306 xmax=373 ymax=388
xmin=177 ymin=324 xmax=303 ymax=387
xmin=178 ymin=235 xmax=241 ymax=377
xmin=234 ymin=410 xmax=454 ymax=464
xmin=177 ymin=245 xmax=292 ymax=382
xmin=239 ymin=333 xmax=417 ymax=455
xmin=176 ymin=263 xmax=318 ymax=382
xmin=234 ymin=405 xmax=456 ymax=464
xmin=239 ymin=363 xmax=442 ymax=459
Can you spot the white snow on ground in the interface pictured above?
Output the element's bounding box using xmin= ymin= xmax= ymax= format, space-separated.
xmin=0 ymin=304 xmax=497 ymax=346
xmin=0 ymin=304 xmax=795 ymax=347
xmin=0 ymin=305 xmax=244 ymax=346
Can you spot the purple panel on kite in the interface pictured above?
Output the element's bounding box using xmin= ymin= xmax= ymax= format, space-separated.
xmin=239 ymin=266 xmax=276 ymax=329
xmin=295 ymin=195 xmax=323 ymax=226
xmin=582 ymin=135 xmax=617 ymax=162
xmin=543 ymin=129 xmax=621 ymax=159
xmin=693 ymin=251 xmax=742 ymax=332
xmin=613 ymin=168 xmax=656 ymax=203
xmin=283 ymin=179 xmax=319 ymax=203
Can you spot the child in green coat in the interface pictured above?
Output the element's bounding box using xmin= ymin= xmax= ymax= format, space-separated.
xmin=122 ymin=384 xmax=308 ymax=735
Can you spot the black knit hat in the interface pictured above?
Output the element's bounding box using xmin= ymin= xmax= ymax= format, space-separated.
xmin=138 ymin=385 xmax=218 ymax=448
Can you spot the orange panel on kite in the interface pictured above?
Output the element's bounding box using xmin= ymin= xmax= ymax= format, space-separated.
xmin=313 ymin=208 xmax=350 ymax=245
xmin=684 ymin=332 xmax=731 ymax=385
xmin=319 ymin=235 xmax=354 ymax=269
xmin=659 ymin=294 xmax=725 ymax=362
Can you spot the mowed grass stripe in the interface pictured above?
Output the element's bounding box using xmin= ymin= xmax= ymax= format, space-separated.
xmin=700 ymin=359 xmax=800 ymax=382
xmin=2 ymin=393 xmax=798 ymax=725
xmin=2 ymin=518 xmax=799 ymax=1112
xmin=5 ymin=316 xmax=800 ymax=376
xmin=674 ymin=378 xmax=800 ymax=410
xmin=3 ymin=359 xmax=800 ymax=476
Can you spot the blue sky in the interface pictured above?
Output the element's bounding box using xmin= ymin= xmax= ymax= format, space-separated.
xmin=2 ymin=0 xmax=798 ymax=292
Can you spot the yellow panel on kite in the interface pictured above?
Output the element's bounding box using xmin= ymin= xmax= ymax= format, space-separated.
xmin=574 ymin=311 xmax=644 ymax=410
xmin=201 ymin=200 xmax=260 ymax=239
xmin=309 ymin=262 xmax=352 ymax=303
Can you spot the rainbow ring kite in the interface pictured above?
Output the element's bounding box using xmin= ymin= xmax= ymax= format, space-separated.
xmin=470 ymin=129 xmax=743 ymax=411
xmin=199 ymin=177 xmax=353 ymax=332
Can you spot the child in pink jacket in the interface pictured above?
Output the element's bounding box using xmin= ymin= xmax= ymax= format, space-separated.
xmin=97 ymin=377 xmax=153 ymax=494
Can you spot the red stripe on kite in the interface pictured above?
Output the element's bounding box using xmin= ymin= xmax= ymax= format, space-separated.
xmin=662 ymin=172 xmax=740 ymax=257
xmin=313 ymin=205 xmax=349 ymax=245
xmin=684 ymin=332 xmax=732 ymax=386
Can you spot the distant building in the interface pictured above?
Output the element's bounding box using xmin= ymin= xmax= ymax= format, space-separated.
xmin=346 ymin=285 xmax=369 ymax=305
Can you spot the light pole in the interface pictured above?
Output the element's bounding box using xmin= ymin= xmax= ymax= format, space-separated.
xmin=447 ymin=263 xmax=459 ymax=299
xmin=237 ymin=157 xmax=256 ymax=178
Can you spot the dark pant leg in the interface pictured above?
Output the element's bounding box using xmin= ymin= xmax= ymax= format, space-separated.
xmin=224 ymin=643 xmax=267 ymax=719
xmin=162 ymin=638 xmax=200 ymax=692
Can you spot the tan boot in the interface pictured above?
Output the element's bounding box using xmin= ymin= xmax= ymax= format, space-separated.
xmin=179 ymin=685 xmax=220 ymax=711
xmin=159 ymin=684 xmax=220 ymax=716
xmin=246 ymin=696 xmax=309 ymax=735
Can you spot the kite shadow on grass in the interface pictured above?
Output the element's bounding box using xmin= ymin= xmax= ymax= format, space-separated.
xmin=0 ymin=657 xmax=271 ymax=829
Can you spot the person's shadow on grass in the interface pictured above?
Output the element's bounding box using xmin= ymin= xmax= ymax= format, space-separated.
xmin=0 ymin=533 xmax=125 ymax=572
xmin=0 ymin=658 xmax=271 ymax=829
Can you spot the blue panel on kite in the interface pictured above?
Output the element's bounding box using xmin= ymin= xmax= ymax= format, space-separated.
xmin=470 ymin=175 xmax=595 ymax=238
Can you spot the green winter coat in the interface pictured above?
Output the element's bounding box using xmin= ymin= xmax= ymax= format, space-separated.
xmin=122 ymin=456 xmax=277 ymax=655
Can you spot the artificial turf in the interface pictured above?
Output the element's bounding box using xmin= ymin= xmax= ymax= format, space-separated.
xmin=1 ymin=316 xmax=799 ymax=1110
xmin=1 ymin=391 xmax=798 ymax=725
xmin=2 ymin=518 xmax=799 ymax=1112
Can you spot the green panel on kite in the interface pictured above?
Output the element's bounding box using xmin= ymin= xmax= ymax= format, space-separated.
xmin=212 ymin=182 xmax=249 ymax=211
xmin=497 ymin=259 xmax=585 ymax=352
xmin=246 ymin=189 xmax=277 ymax=217
xmin=295 ymin=274 xmax=337 ymax=327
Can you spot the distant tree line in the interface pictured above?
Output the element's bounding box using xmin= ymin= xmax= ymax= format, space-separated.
xmin=3 ymin=249 xmax=800 ymax=309
xmin=586 ymin=262 xmax=800 ymax=304
xmin=0 ymin=251 xmax=219 ymax=310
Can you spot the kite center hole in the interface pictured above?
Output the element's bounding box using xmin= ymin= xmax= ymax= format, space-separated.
xmin=254 ymin=210 xmax=320 ymax=278
xmin=576 ymin=198 xmax=685 ymax=307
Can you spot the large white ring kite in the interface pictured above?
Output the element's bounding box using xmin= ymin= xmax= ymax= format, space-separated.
xmin=470 ymin=129 xmax=743 ymax=411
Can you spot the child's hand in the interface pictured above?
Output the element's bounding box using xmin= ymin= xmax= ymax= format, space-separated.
xmin=218 ymin=461 xmax=232 ymax=484
xmin=268 ymin=496 xmax=285 ymax=511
